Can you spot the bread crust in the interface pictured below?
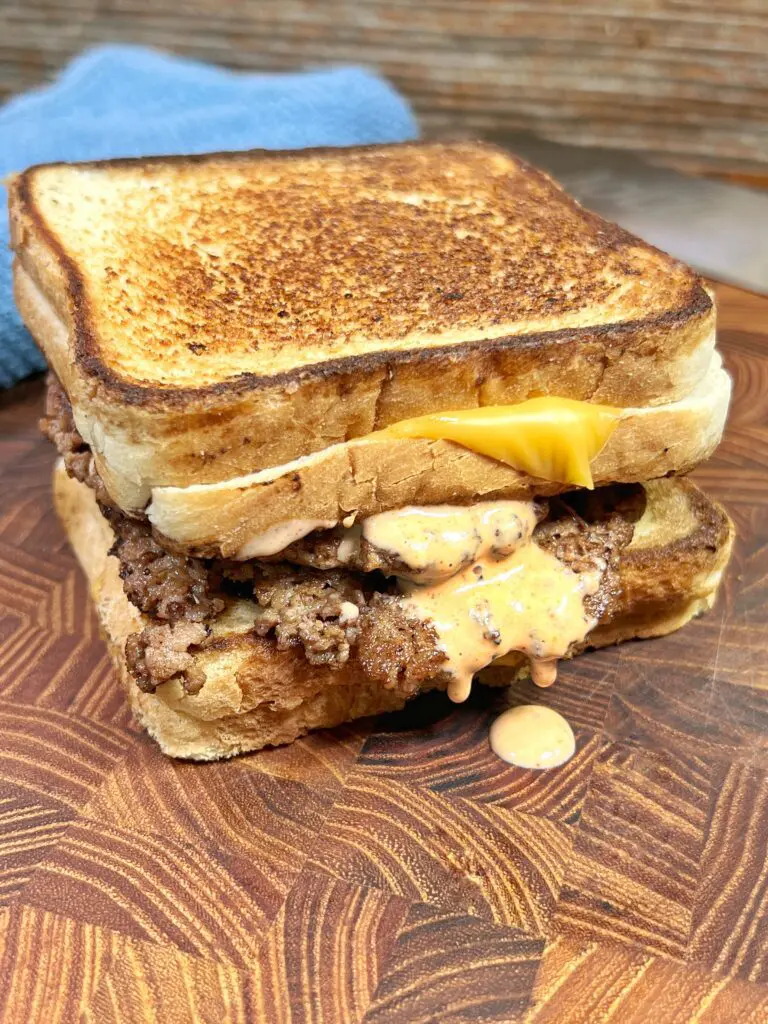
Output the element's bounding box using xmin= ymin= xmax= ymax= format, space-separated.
xmin=54 ymin=462 xmax=733 ymax=760
xmin=10 ymin=141 xmax=716 ymax=506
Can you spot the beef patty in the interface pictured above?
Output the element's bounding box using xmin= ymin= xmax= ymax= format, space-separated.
xmin=42 ymin=376 xmax=643 ymax=696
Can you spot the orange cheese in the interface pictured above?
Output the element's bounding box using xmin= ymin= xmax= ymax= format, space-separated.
xmin=384 ymin=397 xmax=621 ymax=488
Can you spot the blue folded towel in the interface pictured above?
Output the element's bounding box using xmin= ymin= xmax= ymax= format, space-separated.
xmin=0 ymin=44 xmax=418 ymax=388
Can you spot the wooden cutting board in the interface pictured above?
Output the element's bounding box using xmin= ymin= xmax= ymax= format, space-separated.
xmin=0 ymin=281 xmax=766 ymax=1023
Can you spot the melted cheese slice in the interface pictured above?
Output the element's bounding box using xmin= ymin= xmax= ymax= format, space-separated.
xmin=384 ymin=397 xmax=621 ymax=488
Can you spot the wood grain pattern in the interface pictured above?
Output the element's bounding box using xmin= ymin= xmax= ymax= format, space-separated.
xmin=21 ymin=818 xmax=285 ymax=966
xmin=86 ymin=939 xmax=251 ymax=1024
xmin=356 ymin=694 xmax=601 ymax=823
xmin=605 ymin=636 xmax=768 ymax=763
xmin=688 ymin=762 xmax=768 ymax=983
xmin=557 ymin=742 xmax=718 ymax=958
xmin=310 ymin=774 xmax=574 ymax=933
xmin=246 ymin=871 xmax=408 ymax=1023
xmin=0 ymin=906 xmax=122 ymax=1024
xmin=2 ymin=2 xmax=768 ymax=172
xmin=362 ymin=904 xmax=543 ymax=1024
xmin=0 ymin=280 xmax=767 ymax=1018
xmin=0 ymin=702 xmax=131 ymax=811
xmin=0 ymin=798 xmax=71 ymax=908
xmin=81 ymin=744 xmax=333 ymax=867
xmin=526 ymin=936 xmax=768 ymax=1024
xmin=237 ymin=722 xmax=369 ymax=795
xmin=87 ymin=872 xmax=408 ymax=1024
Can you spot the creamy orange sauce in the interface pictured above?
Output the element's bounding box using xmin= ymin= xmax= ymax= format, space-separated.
xmin=362 ymin=501 xmax=535 ymax=583
xmin=399 ymin=534 xmax=599 ymax=703
xmin=489 ymin=705 xmax=575 ymax=769
xmin=530 ymin=659 xmax=558 ymax=688
xmin=363 ymin=501 xmax=592 ymax=767
xmin=232 ymin=499 xmax=599 ymax=723
xmin=235 ymin=517 xmax=336 ymax=559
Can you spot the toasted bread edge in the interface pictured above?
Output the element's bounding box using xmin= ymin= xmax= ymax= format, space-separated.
xmin=10 ymin=142 xmax=714 ymax=412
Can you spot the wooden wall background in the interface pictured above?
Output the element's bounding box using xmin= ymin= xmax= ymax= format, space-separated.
xmin=2 ymin=1 xmax=768 ymax=172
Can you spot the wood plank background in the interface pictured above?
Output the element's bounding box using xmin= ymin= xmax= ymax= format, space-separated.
xmin=3 ymin=1 xmax=768 ymax=172
xmin=0 ymin=280 xmax=767 ymax=1020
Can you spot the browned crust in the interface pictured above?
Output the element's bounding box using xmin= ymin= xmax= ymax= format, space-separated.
xmin=622 ymin=479 xmax=732 ymax=578
xmin=9 ymin=140 xmax=713 ymax=411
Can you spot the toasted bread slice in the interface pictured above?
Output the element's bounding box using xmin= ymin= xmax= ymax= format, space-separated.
xmin=54 ymin=462 xmax=733 ymax=760
xmin=149 ymin=353 xmax=730 ymax=557
xmin=14 ymin=142 xmax=714 ymax=510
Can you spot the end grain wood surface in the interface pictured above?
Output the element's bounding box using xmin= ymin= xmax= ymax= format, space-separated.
xmin=3 ymin=1 xmax=768 ymax=172
xmin=0 ymin=280 xmax=766 ymax=1021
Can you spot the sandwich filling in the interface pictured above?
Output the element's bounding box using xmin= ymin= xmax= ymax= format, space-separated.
xmin=42 ymin=376 xmax=639 ymax=702
xmin=382 ymin=399 xmax=621 ymax=488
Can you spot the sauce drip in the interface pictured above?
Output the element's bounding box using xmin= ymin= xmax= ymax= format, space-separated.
xmin=490 ymin=705 xmax=575 ymax=769
xmin=362 ymin=501 xmax=598 ymax=768
xmin=530 ymin=659 xmax=558 ymax=688
xmin=399 ymin=541 xmax=599 ymax=703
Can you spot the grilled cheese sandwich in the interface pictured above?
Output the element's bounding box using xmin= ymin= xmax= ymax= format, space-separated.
xmin=12 ymin=139 xmax=733 ymax=762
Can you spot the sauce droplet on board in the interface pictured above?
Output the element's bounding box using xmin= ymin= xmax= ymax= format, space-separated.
xmin=489 ymin=705 xmax=575 ymax=770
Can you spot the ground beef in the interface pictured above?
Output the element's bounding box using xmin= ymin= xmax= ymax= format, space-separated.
xmin=269 ymin=529 xmax=409 ymax=576
xmin=125 ymin=621 xmax=211 ymax=694
xmin=534 ymin=490 xmax=642 ymax=622
xmin=357 ymin=595 xmax=448 ymax=691
xmin=42 ymin=376 xmax=643 ymax=698
xmin=40 ymin=375 xmax=110 ymax=505
xmin=110 ymin=515 xmax=224 ymax=623
xmin=250 ymin=564 xmax=370 ymax=666
xmin=42 ymin=375 xmax=226 ymax=626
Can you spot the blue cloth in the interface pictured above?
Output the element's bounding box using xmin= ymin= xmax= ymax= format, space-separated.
xmin=0 ymin=44 xmax=418 ymax=387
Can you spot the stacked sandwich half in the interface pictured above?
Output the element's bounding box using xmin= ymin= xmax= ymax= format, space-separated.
xmin=9 ymin=141 xmax=733 ymax=759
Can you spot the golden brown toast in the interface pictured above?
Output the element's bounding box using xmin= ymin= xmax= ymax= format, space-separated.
xmin=55 ymin=463 xmax=733 ymax=760
xmin=12 ymin=142 xmax=716 ymax=510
